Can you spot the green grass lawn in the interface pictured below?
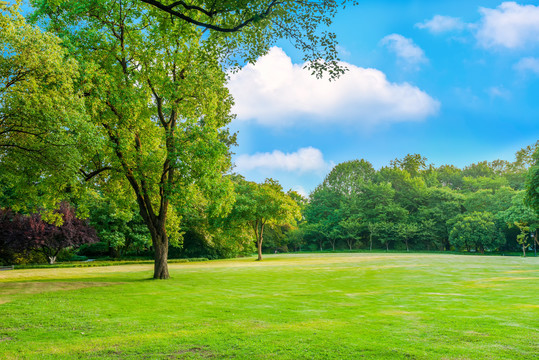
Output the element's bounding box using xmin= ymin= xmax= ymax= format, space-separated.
xmin=0 ymin=253 xmax=537 ymax=359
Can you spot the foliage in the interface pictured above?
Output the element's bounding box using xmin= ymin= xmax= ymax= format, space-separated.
xmin=226 ymin=177 xmax=301 ymax=260
xmin=0 ymin=203 xmax=98 ymax=264
xmin=301 ymin=145 xmax=536 ymax=253
xmin=525 ymin=147 xmax=539 ymax=215
xmin=0 ymin=2 xmax=92 ymax=210
xmin=448 ymin=212 xmax=505 ymax=253
xmin=138 ymin=0 xmax=357 ymax=79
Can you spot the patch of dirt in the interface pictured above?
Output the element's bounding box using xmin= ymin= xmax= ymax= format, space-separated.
xmin=168 ymin=347 xmax=216 ymax=359
xmin=0 ymin=282 xmax=123 ymax=303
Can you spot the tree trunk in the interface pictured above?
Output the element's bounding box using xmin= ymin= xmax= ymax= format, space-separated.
xmin=522 ymin=243 xmax=526 ymax=257
xmin=405 ymin=239 xmax=409 ymax=252
xmin=152 ymin=231 xmax=170 ymax=279
xmin=534 ymin=230 xmax=538 ymax=257
xmin=369 ymin=234 xmax=372 ymax=251
xmin=257 ymin=240 xmax=263 ymax=261
xmin=48 ymin=256 xmax=56 ymax=265
xmin=386 ymin=242 xmax=389 ymax=251
xmin=256 ymin=222 xmax=265 ymax=261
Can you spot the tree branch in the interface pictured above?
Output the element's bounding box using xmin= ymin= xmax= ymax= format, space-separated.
xmin=140 ymin=0 xmax=281 ymax=32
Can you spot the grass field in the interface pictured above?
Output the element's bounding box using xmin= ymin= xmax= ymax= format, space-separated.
xmin=0 ymin=253 xmax=538 ymax=359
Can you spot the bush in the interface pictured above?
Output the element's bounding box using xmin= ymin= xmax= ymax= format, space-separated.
xmin=77 ymin=242 xmax=110 ymax=258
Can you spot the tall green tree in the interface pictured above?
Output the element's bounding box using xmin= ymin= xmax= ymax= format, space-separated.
xmin=32 ymin=0 xmax=237 ymax=278
xmin=26 ymin=0 xmax=353 ymax=278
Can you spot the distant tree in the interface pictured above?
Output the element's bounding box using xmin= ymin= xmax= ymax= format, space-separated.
xmin=418 ymin=187 xmax=463 ymax=250
xmin=0 ymin=209 xmax=31 ymax=263
xmin=463 ymin=161 xmax=495 ymax=178
xmin=284 ymin=228 xmax=305 ymax=252
xmin=31 ymin=203 xmax=99 ymax=264
xmin=304 ymin=185 xmax=343 ymax=251
xmin=436 ymin=165 xmax=464 ymax=190
xmin=396 ymin=222 xmax=418 ymax=252
xmin=366 ymin=222 xmax=378 ymax=251
xmin=525 ymin=148 xmax=539 ymax=216
xmin=0 ymin=203 xmax=98 ymax=264
xmin=377 ymin=167 xmax=427 ymax=214
xmin=501 ymin=191 xmax=539 ymax=256
xmin=513 ymin=222 xmax=531 ymax=257
xmin=464 ymin=187 xmax=515 ymax=214
xmin=375 ymin=221 xmax=398 ymax=251
xmin=89 ymin=200 xmax=151 ymax=257
xmin=339 ymin=216 xmax=363 ymax=250
xmin=417 ymin=218 xmax=442 ymax=251
xmin=449 ymin=212 xmax=505 ymax=254
xmin=323 ymin=159 xmax=375 ymax=196
xmin=228 ymin=178 xmax=300 ymax=260
xmin=390 ymin=154 xmax=427 ymax=178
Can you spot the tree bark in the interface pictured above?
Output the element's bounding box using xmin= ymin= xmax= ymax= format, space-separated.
xmin=257 ymin=239 xmax=263 ymax=261
xmin=153 ymin=231 xmax=170 ymax=279
xmin=256 ymin=221 xmax=265 ymax=261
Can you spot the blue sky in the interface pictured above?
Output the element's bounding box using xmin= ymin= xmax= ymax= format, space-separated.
xmin=228 ymin=1 xmax=539 ymax=196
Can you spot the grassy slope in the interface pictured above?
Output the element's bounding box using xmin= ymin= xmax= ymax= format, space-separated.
xmin=0 ymin=253 xmax=537 ymax=359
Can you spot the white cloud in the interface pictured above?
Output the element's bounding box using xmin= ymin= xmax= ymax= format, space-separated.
xmin=336 ymin=45 xmax=351 ymax=58
xmin=514 ymin=57 xmax=539 ymax=74
xmin=380 ymin=34 xmax=428 ymax=65
xmin=228 ymin=47 xmax=439 ymax=127
xmin=415 ymin=15 xmax=467 ymax=33
xmin=291 ymin=185 xmax=309 ymax=198
xmin=477 ymin=2 xmax=539 ymax=49
xmin=234 ymin=147 xmax=330 ymax=174
xmin=486 ymin=86 xmax=511 ymax=99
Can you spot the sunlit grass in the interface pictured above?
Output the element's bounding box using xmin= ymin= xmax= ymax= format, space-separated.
xmin=1 ymin=253 xmax=538 ymax=359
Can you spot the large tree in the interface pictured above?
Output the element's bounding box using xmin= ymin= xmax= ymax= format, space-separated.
xmin=24 ymin=0 xmax=353 ymax=278
xmin=29 ymin=0 xmax=237 ymax=278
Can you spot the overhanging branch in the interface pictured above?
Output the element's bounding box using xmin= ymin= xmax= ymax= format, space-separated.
xmin=139 ymin=0 xmax=281 ymax=32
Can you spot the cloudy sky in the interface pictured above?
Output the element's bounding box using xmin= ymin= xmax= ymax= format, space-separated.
xmin=227 ymin=0 xmax=539 ymax=196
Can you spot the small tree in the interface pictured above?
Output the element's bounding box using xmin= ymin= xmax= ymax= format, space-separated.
xmin=229 ymin=178 xmax=301 ymax=261
xmin=0 ymin=204 xmax=98 ymax=264
xmin=514 ymin=222 xmax=531 ymax=257
xmin=31 ymin=203 xmax=99 ymax=264
xmin=396 ymin=222 xmax=418 ymax=252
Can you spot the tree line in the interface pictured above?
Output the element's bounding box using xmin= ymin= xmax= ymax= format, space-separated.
xmin=282 ymin=146 xmax=539 ymax=256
